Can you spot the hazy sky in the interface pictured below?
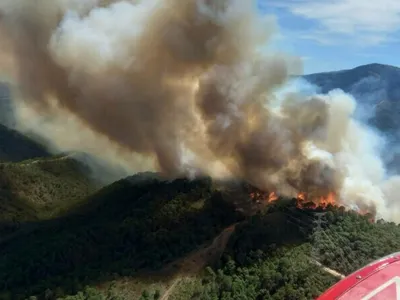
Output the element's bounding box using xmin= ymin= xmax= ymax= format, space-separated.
xmin=259 ymin=0 xmax=400 ymax=74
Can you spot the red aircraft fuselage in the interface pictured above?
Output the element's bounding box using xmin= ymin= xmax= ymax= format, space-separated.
xmin=318 ymin=252 xmax=400 ymax=300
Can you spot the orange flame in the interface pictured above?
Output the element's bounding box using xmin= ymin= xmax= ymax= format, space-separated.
xmin=248 ymin=186 xmax=375 ymax=222
xmin=249 ymin=190 xmax=278 ymax=204
xmin=297 ymin=192 xmax=307 ymax=202
xmin=295 ymin=191 xmax=375 ymax=222
xmin=319 ymin=192 xmax=336 ymax=208
xmin=269 ymin=191 xmax=278 ymax=202
xmin=296 ymin=191 xmax=337 ymax=210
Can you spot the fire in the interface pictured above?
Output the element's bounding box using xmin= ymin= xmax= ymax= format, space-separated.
xmin=296 ymin=191 xmax=337 ymax=210
xmin=297 ymin=192 xmax=306 ymax=202
xmin=248 ymin=188 xmax=338 ymax=209
xmin=249 ymin=191 xmax=278 ymax=204
xmin=296 ymin=191 xmax=375 ymax=222
xmin=246 ymin=185 xmax=375 ymax=222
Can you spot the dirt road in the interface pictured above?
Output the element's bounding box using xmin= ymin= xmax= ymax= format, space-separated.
xmin=311 ymin=259 xmax=345 ymax=279
xmin=160 ymin=223 xmax=238 ymax=299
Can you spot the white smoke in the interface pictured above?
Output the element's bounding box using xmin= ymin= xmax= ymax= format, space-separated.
xmin=303 ymin=89 xmax=394 ymax=220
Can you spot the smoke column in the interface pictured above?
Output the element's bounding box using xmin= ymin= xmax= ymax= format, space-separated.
xmin=0 ymin=0 xmax=399 ymax=221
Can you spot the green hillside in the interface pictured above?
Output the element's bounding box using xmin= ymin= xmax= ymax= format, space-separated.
xmin=1 ymin=174 xmax=400 ymax=300
xmin=0 ymin=155 xmax=97 ymax=238
xmin=0 ymin=175 xmax=243 ymax=299
xmin=167 ymin=208 xmax=400 ymax=300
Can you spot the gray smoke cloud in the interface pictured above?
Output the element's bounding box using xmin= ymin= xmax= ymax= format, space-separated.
xmin=1 ymin=0 xmax=400 ymax=221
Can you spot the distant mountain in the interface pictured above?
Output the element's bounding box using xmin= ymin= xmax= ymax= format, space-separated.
xmin=303 ymin=63 xmax=400 ymax=171
xmin=304 ymin=63 xmax=400 ymax=98
xmin=0 ymin=123 xmax=50 ymax=162
xmin=303 ymin=63 xmax=400 ymax=131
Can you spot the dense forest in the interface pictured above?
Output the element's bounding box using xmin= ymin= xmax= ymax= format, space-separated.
xmin=0 ymin=175 xmax=242 ymax=299
xmin=166 ymin=208 xmax=397 ymax=300
xmin=1 ymin=167 xmax=400 ymax=300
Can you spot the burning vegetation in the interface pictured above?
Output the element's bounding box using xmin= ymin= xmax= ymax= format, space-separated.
xmin=247 ymin=185 xmax=375 ymax=222
xmin=249 ymin=188 xmax=337 ymax=210
xmin=295 ymin=191 xmax=337 ymax=210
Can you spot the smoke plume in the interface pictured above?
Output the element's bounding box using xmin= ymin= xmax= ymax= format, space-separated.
xmin=0 ymin=0 xmax=399 ymax=221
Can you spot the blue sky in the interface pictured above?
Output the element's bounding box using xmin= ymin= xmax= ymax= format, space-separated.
xmin=258 ymin=0 xmax=400 ymax=74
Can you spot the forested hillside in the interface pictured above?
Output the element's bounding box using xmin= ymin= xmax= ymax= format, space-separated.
xmin=0 ymin=173 xmax=399 ymax=300
xmin=0 ymin=155 xmax=97 ymax=240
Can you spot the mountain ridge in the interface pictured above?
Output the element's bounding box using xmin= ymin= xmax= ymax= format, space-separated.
xmin=304 ymin=63 xmax=400 ymax=77
xmin=303 ymin=62 xmax=400 ymax=98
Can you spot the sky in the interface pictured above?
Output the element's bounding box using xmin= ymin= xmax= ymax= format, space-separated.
xmin=258 ymin=0 xmax=400 ymax=74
